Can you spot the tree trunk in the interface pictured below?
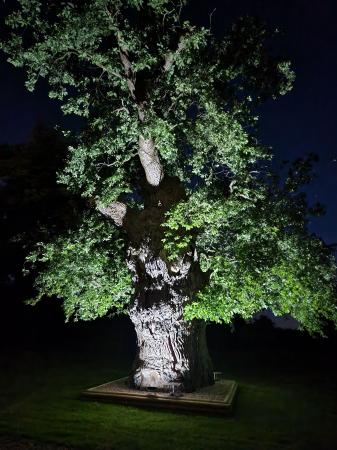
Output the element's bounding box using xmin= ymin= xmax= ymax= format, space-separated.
xmin=121 ymin=177 xmax=213 ymax=392
xmin=128 ymin=242 xmax=213 ymax=393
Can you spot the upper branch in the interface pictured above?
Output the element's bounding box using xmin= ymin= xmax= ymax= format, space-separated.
xmin=117 ymin=36 xmax=164 ymax=186
xmin=138 ymin=136 xmax=164 ymax=186
xmin=119 ymin=48 xmax=137 ymax=101
xmin=163 ymin=36 xmax=186 ymax=72
xmin=97 ymin=201 xmax=127 ymax=227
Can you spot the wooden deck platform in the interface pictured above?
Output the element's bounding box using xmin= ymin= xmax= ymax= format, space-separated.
xmin=81 ymin=377 xmax=238 ymax=415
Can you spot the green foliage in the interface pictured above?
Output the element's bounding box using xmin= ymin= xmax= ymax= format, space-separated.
xmin=184 ymin=101 xmax=270 ymax=183
xmin=186 ymin=237 xmax=336 ymax=335
xmin=2 ymin=0 xmax=336 ymax=331
xmin=163 ymin=167 xmax=337 ymax=333
xmin=25 ymin=215 xmax=133 ymax=321
xmin=0 ymin=2 xmax=293 ymax=202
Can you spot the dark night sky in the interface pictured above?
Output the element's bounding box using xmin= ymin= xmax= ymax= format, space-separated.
xmin=0 ymin=0 xmax=336 ymax=245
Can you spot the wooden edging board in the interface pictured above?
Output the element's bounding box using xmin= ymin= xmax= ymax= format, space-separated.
xmin=81 ymin=377 xmax=238 ymax=415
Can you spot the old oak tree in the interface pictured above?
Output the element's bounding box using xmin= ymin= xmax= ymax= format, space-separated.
xmin=2 ymin=0 xmax=337 ymax=392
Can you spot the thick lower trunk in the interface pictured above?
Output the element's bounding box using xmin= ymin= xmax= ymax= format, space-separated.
xmin=128 ymin=243 xmax=213 ymax=393
xmin=130 ymin=305 xmax=213 ymax=392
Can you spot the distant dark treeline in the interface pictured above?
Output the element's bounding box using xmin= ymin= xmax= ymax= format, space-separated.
xmin=0 ymin=123 xmax=69 ymax=280
xmin=0 ymin=124 xmax=80 ymax=352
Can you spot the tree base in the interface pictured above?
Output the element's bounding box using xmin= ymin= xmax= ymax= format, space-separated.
xmin=82 ymin=376 xmax=238 ymax=415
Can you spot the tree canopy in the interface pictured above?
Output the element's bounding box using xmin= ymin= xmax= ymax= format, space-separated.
xmin=2 ymin=0 xmax=336 ymax=333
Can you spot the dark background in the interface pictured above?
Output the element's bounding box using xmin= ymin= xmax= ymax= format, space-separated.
xmin=0 ymin=0 xmax=336 ymax=346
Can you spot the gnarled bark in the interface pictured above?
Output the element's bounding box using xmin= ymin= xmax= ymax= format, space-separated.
xmin=127 ymin=242 xmax=213 ymax=392
xmin=130 ymin=306 xmax=212 ymax=392
xmin=98 ymin=177 xmax=213 ymax=393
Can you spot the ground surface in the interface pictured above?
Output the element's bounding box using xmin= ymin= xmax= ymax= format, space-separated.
xmin=0 ymin=322 xmax=336 ymax=450
xmin=0 ymin=436 xmax=72 ymax=449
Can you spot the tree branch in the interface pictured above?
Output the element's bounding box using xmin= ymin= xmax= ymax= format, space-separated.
xmin=97 ymin=201 xmax=127 ymax=227
xmin=117 ymin=36 xmax=164 ymax=186
xmin=163 ymin=37 xmax=186 ymax=72
xmin=138 ymin=136 xmax=164 ymax=187
xmin=119 ymin=48 xmax=137 ymax=101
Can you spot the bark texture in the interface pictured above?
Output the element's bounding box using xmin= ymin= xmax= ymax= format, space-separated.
xmin=97 ymin=201 xmax=127 ymax=226
xmin=127 ymin=242 xmax=213 ymax=392
xmin=138 ymin=136 xmax=164 ymax=187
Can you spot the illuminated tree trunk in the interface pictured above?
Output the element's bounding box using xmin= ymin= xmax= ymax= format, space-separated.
xmin=128 ymin=243 xmax=213 ymax=392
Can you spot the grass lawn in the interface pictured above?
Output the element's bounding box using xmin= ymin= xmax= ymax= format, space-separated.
xmin=0 ymin=326 xmax=336 ymax=450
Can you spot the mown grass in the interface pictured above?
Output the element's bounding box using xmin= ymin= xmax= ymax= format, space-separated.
xmin=0 ymin=327 xmax=336 ymax=450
